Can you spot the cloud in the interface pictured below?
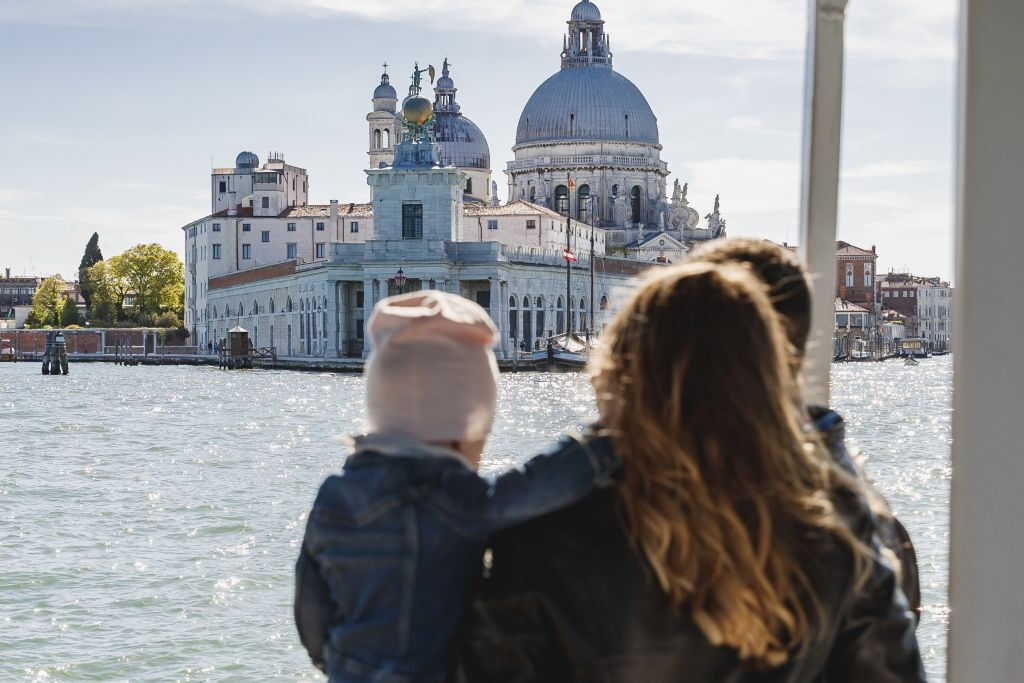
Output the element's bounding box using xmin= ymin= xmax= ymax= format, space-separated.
xmin=0 ymin=0 xmax=956 ymax=61
xmin=681 ymin=158 xmax=801 ymax=214
xmin=0 ymin=189 xmax=43 ymax=202
xmin=842 ymin=160 xmax=947 ymax=180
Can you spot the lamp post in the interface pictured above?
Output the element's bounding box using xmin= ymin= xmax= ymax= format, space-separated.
xmin=395 ymin=268 xmax=407 ymax=295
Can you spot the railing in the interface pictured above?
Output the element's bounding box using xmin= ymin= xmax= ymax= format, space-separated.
xmin=507 ymin=154 xmax=660 ymax=171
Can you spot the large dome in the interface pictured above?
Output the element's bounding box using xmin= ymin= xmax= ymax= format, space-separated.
xmin=435 ymin=112 xmax=490 ymax=170
xmin=516 ymin=67 xmax=659 ymax=146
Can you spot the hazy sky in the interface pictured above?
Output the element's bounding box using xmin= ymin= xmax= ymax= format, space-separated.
xmin=0 ymin=0 xmax=957 ymax=281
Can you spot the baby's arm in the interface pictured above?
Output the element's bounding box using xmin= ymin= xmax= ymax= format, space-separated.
xmin=434 ymin=434 xmax=620 ymax=534
xmin=294 ymin=540 xmax=334 ymax=672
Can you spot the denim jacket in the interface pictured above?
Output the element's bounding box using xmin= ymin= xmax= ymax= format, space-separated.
xmin=295 ymin=432 xmax=620 ymax=682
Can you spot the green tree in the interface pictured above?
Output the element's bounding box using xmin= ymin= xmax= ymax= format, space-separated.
xmin=30 ymin=275 xmax=66 ymax=326
xmin=107 ymin=244 xmax=184 ymax=318
xmin=59 ymin=298 xmax=83 ymax=327
xmin=84 ymin=261 xmax=120 ymax=325
xmin=78 ymin=232 xmax=103 ymax=308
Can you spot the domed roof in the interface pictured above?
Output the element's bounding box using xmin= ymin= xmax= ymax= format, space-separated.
xmin=571 ymin=0 xmax=602 ymax=21
xmin=235 ymin=151 xmax=259 ymax=169
xmin=435 ymin=112 xmax=490 ymax=170
xmin=374 ymin=81 xmax=397 ymax=100
xmin=516 ymin=67 xmax=659 ymax=146
xmin=374 ymin=70 xmax=397 ymax=101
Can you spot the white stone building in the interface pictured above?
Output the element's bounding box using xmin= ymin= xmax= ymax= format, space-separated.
xmin=181 ymin=0 xmax=727 ymax=355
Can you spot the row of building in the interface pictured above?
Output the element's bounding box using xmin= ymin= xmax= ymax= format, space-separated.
xmin=833 ymin=240 xmax=953 ymax=355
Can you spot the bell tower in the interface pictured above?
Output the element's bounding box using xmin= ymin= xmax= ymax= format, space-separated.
xmin=367 ymin=64 xmax=401 ymax=170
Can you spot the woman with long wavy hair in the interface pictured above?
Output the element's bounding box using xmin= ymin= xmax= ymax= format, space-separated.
xmin=460 ymin=263 xmax=925 ymax=682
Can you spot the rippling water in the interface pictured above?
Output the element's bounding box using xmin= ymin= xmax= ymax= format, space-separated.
xmin=0 ymin=358 xmax=951 ymax=681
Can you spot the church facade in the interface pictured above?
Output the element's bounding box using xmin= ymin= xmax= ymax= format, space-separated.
xmin=181 ymin=0 xmax=728 ymax=357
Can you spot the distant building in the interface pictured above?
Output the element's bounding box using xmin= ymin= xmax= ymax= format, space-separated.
xmin=834 ymin=297 xmax=871 ymax=357
xmin=879 ymin=273 xmax=953 ymax=351
xmin=0 ymin=268 xmax=40 ymax=329
xmin=836 ymin=241 xmax=878 ymax=308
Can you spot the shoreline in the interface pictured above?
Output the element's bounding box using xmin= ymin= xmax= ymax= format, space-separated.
xmin=6 ymin=353 xmax=547 ymax=374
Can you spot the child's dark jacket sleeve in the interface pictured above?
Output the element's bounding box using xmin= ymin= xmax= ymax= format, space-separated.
xmin=294 ymin=542 xmax=333 ymax=672
xmin=431 ymin=434 xmax=620 ymax=536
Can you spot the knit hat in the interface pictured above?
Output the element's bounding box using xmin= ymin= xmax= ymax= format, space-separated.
xmin=365 ymin=290 xmax=500 ymax=443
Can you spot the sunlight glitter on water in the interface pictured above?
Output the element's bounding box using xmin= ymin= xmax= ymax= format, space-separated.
xmin=0 ymin=358 xmax=951 ymax=680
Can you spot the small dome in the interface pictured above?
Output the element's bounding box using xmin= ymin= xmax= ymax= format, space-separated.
xmin=571 ymin=0 xmax=602 ymax=22
xmin=374 ymin=79 xmax=397 ymax=101
xmin=235 ymin=151 xmax=259 ymax=169
xmin=436 ymin=75 xmax=454 ymax=90
xmin=435 ymin=112 xmax=491 ymax=170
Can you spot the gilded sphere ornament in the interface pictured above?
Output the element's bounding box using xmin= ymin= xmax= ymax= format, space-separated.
xmin=403 ymin=96 xmax=433 ymax=127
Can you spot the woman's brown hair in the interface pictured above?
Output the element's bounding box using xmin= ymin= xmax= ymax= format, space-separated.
xmin=591 ymin=262 xmax=871 ymax=668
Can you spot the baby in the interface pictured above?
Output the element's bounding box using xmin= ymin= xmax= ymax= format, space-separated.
xmin=295 ymin=291 xmax=619 ymax=682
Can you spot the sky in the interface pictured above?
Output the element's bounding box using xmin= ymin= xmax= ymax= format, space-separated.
xmin=0 ymin=0 xmax=958 ymax=281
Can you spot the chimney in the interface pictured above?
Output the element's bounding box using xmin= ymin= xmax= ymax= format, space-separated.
xmin=330 ymin=199 xmax=339 ymax=221
xmin=4 ymin=268 xmax=9 ymax=281
xmin=871 ymin=244 xmax=877 ymax=254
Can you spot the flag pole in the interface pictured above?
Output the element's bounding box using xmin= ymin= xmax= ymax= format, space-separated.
xmin=566 ymin=172 xmax=573 ymax=335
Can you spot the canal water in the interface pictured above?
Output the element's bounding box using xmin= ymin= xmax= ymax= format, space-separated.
xmin=0 ymin=358 xmax=951 ymax=681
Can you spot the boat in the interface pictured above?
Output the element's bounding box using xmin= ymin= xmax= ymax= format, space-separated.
xmin=904 ymin=357 xmax=920 ymax=367
xmin=531 ymin=332 xmax=592 ymax=371
xmin=0 ymin=339 xmax=12 ymax=362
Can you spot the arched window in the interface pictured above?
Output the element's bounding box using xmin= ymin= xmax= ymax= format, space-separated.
xmin=612 ymin=184 xmax=619 ymax=197
xmin=213 ymin=306 xmax=219 ymax=318
xmin=253 ymin=300 xmax=259 ymax=315
xmin=846 ymin=264 xmax=854 ymax=287
xmin=522 ymin=296 xmax=531 ymax=309
xmin=286 ymin=297 xmax=293 ymax=313
xmin=300 ymin=300 xmax=305 ymax=313
xmin=382 ymin=129 xmax=391 ymax=149
xmin=466 ymin=178 xmax=473 ymax=195
xmin=536 ymin=297 xmax=543 ymax=308
xmin=600 ymin=295 xmax=609 ymax=310
xmin=373 ymin=129 xmax=382 ymax=150
xmin=556 ymin=297 xmax=565 ymax=335
xmin=238 ymin=301 xmax=244 ymax=317
xmin=509 ymin=296 xmax=517 ymax=308
xmin=555 ymin=185 xmax=569 ymax=215
xmin=269 ymin=299 xmax=275 ymax=314
xmin=580 ymin=297 xmax=587 ymax=310
xmin=569 ymin=113 xmax=575 ymax=136
xmin=864 ymin=265 xmax=873 ymax=287
xmin=577 ymin=184 xmax=591 ymax=220
xmin=631 ymin=186 xmax=642 ymax=224
xmin=529 ymin=186 xmax=536 ymax=202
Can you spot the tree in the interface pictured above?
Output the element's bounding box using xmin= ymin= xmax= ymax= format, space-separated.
xmin=107 ymin=244 xmax=184 ymax=318
xmin=78 ymin=233 xmax=103 ymax=308
xmin=30 ymin=275 xmax=66 ymax=327
xmin=83 ymin=261 xmax=120 ymax=325
xmin=60 ymin=298 xmax=83 ymax=327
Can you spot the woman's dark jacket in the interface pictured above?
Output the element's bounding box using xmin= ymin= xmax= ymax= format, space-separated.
xmin=458 ymin=435 xmax=927 ymax=683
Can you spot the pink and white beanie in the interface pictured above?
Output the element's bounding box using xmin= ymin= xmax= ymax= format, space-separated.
xmin=365 ymin=290 xmax=499 ymax=443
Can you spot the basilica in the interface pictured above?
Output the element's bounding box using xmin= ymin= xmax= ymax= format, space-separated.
xmin=181 ymin=0 xmax=728 ymax=358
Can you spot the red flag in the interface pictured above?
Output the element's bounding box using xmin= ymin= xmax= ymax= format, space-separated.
xmin=563 ymin=248 xmax=578 ymax=262
xmin=568 ymin=179 xmax=575 ymax=191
